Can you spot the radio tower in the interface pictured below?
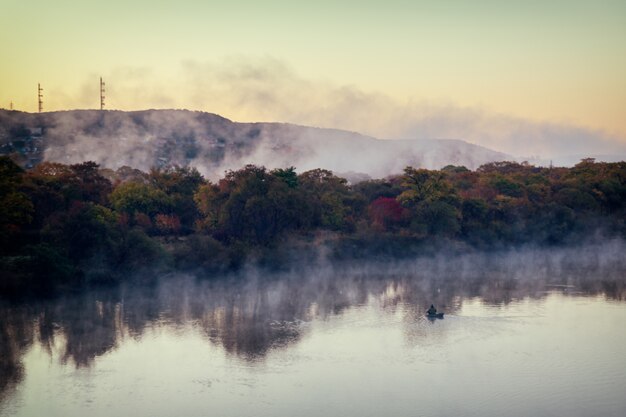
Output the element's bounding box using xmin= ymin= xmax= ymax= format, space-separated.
xmin=100 ymin=77 xmax=105 ymax=110
xmin=38 ymin=83 xmax=43 ymax=112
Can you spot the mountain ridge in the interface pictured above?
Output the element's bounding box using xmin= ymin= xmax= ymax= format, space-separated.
xmin=0 ymin=108 xmax=513 ymax=179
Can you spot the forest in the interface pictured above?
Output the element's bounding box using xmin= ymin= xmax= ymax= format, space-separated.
xmin=1 ymin=155 xmax=625 ymax=296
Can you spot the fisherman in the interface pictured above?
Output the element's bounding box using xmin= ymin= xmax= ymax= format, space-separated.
xmin=427 ymin=304 xmax=437 ymax=315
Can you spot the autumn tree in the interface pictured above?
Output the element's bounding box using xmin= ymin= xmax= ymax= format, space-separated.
xmin=368 ymin=197 xmax=404 ymax=230
xmin=148 ymin=165 xmax=205 ymax=233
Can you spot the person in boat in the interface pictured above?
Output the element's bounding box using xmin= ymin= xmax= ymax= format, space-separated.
xmin=427 ymin=304 xmax=437 ymax=315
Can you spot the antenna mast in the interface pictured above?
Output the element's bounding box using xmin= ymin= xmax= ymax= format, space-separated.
xmin=100 ymin=77 xmax=105 ymax=110
xmin=9 ymin=101 xmax=13 ymax=110
xmin=38 ymin=83 xmax=43 ymax=112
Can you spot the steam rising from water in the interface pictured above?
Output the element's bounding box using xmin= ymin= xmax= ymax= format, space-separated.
xmin=1 ymin=240 xmax=625 ymax=416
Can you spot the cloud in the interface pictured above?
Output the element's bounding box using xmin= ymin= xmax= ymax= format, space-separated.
xmin=62 ymin=56 xmax=626 ymax=163
xmin=179 ymin=57 xmax=626 ymax=161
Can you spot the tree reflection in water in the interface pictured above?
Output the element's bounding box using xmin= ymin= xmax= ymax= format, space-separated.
xmin=0 ymin=305 xmax=34 ymax=407
xmin=1 ymin=246 xmax=625 ymax=403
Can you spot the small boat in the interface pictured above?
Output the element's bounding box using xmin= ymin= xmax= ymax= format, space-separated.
xmin=426 ymin=312 xmax=444 ymax=319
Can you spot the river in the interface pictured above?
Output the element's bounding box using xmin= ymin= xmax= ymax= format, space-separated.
xmin=1 ymin=244 xmax=625 ymax=417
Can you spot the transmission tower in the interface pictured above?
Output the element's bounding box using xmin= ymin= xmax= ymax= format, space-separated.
xmin=38 ymin=83 xmax=43 ymax=112
xmin=100 ymin=77 xmax=105 ymax=110
xmin=9 ymin=101 xmax=13 ymax=110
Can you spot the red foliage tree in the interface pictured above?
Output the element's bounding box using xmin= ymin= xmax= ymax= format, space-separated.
xmin=155 ymin=214 xmax=181 ymax=235
xmin=368 ymin=197 xmax=404 ymax=229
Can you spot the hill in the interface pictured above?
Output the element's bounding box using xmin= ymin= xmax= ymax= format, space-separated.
xmin=0 ymin=109 xmax=511 ymax=179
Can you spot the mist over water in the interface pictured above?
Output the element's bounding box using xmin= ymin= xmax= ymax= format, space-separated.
xmin=1 ymin=241 xmax=625 ymax=417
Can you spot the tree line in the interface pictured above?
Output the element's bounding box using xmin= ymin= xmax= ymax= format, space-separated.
xmin=1 ymin=156 xmax=625 ymax=295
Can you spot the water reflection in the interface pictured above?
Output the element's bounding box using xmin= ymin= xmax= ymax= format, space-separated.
xmin=1 ymin=246 xmax=625 ymax=406
xmin=0 ymin=306 xmax=32 ymax=406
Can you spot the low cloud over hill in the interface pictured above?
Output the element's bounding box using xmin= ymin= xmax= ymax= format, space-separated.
xmin=1 ymin=109 xmax=512 ymax=180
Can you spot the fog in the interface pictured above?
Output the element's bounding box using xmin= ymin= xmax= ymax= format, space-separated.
xmin=1 ymin=239 xmax=624 ymax=378
xmin=2 ymin=108 xmax=509 ymax=180
xmin=4 ymin=58 xmax=625 ymax=178
xmin=56 ymin=57 xmax=626 ymax=165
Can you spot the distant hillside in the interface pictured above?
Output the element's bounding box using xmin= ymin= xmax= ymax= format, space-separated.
xmin=0 ymin=109 xmax=512 ymax=179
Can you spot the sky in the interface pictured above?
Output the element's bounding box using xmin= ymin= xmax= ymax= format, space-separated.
xmin=1 ymin=0 xmax=625 ymax=154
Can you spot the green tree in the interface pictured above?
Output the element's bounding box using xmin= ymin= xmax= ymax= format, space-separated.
xmin=195 ymin=165 xmax=309 ymax=243
xmin=397 ymin=167 xmax=448 ymax=206
xmin=110 ymin=182 xmax=172 ymax=224
xmin=148 ymin=165 xmax=205 ymax=233
xmin=0 ymin=157 xmax=34 ymax=253
xmin=271 ymin=167 xmax=298 ymax=188
xmin=397 ymin=166 xmax=459 ymax=237
xmin=299 ymin=168 xmax=356 ymax=231
xmin=42 ymin=201 xmax=118 ymax=263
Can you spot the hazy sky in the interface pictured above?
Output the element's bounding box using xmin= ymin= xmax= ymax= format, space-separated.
xmin=1 ymin=0 xmax=625 ymax=141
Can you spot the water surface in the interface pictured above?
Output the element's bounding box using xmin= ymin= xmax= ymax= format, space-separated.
xmin=2 ymin=247 xmax=626 ymax=417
